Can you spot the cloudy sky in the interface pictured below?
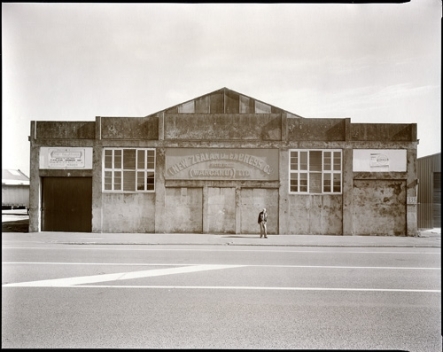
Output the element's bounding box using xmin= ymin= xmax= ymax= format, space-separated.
xmin=2 ymin=2 xmax=441 ymax=176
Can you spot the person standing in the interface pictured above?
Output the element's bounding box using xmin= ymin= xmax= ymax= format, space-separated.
xmin=258 ymin=208 xmax=268 ymax=238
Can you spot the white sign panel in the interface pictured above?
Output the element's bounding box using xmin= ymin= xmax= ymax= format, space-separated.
xmin=353 ymin=149 xmax=407 ymax=172
xmin=40 ymin=147 xmax=93 ymax=169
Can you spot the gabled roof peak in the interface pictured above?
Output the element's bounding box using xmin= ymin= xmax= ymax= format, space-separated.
xmin=146 ymin=87 xmax=304 ymax=118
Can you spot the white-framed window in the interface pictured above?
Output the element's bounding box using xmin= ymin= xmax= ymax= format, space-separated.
xmin=103 ymin=148 xmax=155 ymax=192
xmin=289 ymin=149 xmax=342 ymax=194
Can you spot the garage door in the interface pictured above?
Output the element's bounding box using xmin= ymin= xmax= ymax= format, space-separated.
xmin=164 ymin=187 xmax=203 ymax=233
xmin=353 ymin=180 xmax=406 ymax=236
xmin=41 ymin=177 xmax=92 ymax=232
xmin=207 ymin=187 xmax=236 ymax=234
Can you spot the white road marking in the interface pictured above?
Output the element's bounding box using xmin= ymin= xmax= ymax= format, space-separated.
xmin=2 ymin=246 xmax=440 ymax=255
xmin=2 ymin=262 xmax=441 ymax=270
xmin=6 ymin=284 xmax=439 ymax=293
xmin=2 ymin=264 xmax=244 ymax=287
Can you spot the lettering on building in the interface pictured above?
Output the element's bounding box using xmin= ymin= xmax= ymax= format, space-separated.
xmin=165 ymin=148 xmax=279 ymax=180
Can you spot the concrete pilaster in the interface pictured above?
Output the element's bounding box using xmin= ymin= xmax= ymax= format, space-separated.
xmin=279 ymin=148 xmax=289 ymax=235
xmin=342 ymin=147 xmax=354 ymax=235
xmin=154 ymin=148 xmax=167 ymax=233
xmin=28 ymin=135 xmax=41 ymax=232
xmin=202 ymin=185 xmax=209 ymax=233
xmin=406 ymin=147 xmax=419 ymax=236
xmin=91 ymin=145 xmax=103 ymax=233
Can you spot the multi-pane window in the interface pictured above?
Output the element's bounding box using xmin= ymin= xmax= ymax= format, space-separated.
xmin=289 ymin=150 xmax=342 ymax=194
xmin=104 ymin=148 xmax=155 ymax=192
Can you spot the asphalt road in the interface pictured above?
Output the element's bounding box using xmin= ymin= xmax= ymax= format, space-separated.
xmin=2 ymin=209 xmax=29 ymax=232
xmin=2 ymin=241 xmax=441 ymax=350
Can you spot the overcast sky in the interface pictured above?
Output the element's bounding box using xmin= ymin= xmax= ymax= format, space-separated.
xmin=2 ymin=2 xmax=441 ymax=176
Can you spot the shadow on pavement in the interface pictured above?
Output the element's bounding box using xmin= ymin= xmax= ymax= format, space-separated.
xmin=2 ymin=219 xmax=29 ymax=233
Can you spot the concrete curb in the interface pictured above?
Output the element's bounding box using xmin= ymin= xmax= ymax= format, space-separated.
xmin=56 ymin=242 xmax=440 ymax=248
xmin=2 ymin=231 xmax=440 ymax=248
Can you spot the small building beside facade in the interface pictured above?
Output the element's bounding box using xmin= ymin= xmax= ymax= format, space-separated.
xmin=417 ymin=153 xmax=441 ymax=229
xmin=2 ymin=169 xmax=30 ymax=210
xmin=28 ymin=87 xmax=419 ymax=236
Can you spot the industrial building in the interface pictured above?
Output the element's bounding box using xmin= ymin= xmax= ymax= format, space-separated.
xmin=417 ymin=153 xmax=441 ymax=229
xmin=29 ymin=87 xmax=419 ymax=236
xmin=2 ymin=169 xmax=30 ymax=210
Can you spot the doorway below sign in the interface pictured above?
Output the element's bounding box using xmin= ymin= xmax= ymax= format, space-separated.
xmin=41 ymin=177 xmax=92 ymax=232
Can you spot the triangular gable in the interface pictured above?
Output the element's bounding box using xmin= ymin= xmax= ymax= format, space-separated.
xmin=146 ymin=87 xmax=304 ymax=118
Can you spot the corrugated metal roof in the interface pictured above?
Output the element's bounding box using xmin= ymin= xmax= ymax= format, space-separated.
xmin=418 ymin=152 xmax=441 ymax=160
xmin=2 ymin=169 xmax=30 ymax=185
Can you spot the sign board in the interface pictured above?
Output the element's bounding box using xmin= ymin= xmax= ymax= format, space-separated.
xmin=353 ymin=149 xmax=407 ymax=172
xmin=39 ymin=147 xmax=93 ymax=169
xmin=165 ymin=148 xmax=279 ymax=180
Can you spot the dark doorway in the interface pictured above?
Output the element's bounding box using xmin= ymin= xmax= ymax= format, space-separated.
xmin=42 ymin=177 xmax=92 ymax=232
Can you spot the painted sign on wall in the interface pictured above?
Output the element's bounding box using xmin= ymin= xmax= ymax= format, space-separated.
xmin=165 ymin=148 xmax=279 ymax=180
xmin=353 ymin=149 xmax=407 ymax=172
xmin=39 ymin=147 xmax=93 ymax=169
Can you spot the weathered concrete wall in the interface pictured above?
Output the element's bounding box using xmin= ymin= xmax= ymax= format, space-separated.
xmin=100 ymin=116 xmax=158 ymax=140
xmin=28 ymin=112 xmax=418 ymax=236
xmin=164 ymin=114 xmax=282 ymax=140
xmin=154 ymin=148 xmax=167 ymax=233
xmin=29 ymin=122 xmax=41 ymax=232
xmin=352 ymin=179 xmax=406 ymax=236
xmin=287 ymin=118 xmax=346 ymax=141
xmin=206 ymin=187 xmax=236 ymax=234
xmin=101 ymin=193 xmax=155 ymax=233
xmin=163 ymin=187 xmax=203 ymax=233
xmin=406 ymin=148 xmax=419 ymax=236
xmin=342 ymin=148 xmax=354 ymax=236
xmin=36 ymin=121 xmax=95 ymax=139
xmin=239 ymin=188 xmax=278 ymax=234
xmin=278 ymin=148 xmax=290 ymax=235
xmin=346 ymin=146 xmax=417 ymax=236
xmin=286 ymin=195 xmax=343 ymax=235
xmin=29 ymin=121 xmax=96 ymax=232
xmin=91 ymin=145 xmax=103 ymax=233
xmin=351 ymin=123 xmax=416 ymax=141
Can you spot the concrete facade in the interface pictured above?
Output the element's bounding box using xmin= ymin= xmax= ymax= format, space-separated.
xmin=29 ymin=88 xmax=419 ymax=236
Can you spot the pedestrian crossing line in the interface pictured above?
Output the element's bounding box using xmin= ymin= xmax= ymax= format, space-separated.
xmin=2 ymin=264 xmax=245 ymax=287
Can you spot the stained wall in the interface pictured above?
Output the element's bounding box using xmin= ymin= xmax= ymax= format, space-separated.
xmin=28 ymin=88 xmax=418 ymax=236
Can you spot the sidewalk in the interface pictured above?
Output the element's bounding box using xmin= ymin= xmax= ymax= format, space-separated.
xmin=3 ymin=209 xmax=440 ymax=248
xmin=2 ymin=228 xmax=441 ymax=248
